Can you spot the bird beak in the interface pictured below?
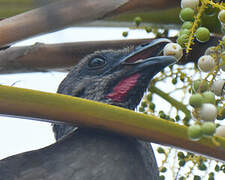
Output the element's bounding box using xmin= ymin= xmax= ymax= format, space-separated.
xmin=123 ymin=38 xmax=173 ymax=64
xmin=121 ymin=38 xmax=177 ymax=74
xmin=103 ymin=38 xmax=177 ymax=76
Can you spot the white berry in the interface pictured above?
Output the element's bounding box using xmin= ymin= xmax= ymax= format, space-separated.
xmin=198 ymin=55 xmax=215 ymax=72
xmin=181 ymin=0 xmax=199 ymax=10
xmin=211 ymin=79 xmax=225 ymax=96
xmin=214 ymin=125 xmax=225 ymax=138
xmin=218 ymin=10 xmax=225 ymax=24
xmin=200 ymin=103 xmax=217 ymax=121
xmin=163 ymin=43 xmax=183 ymax=61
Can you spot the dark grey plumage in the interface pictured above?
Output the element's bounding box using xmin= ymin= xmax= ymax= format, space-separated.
xmin=0 ymin=38 xmax=176 ymax=180
xmin=52 ymin=39 xmax=176 ymax=179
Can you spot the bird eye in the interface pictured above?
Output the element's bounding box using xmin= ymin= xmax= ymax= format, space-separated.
xmin=88 ymin=57 xmax=106 ymax=68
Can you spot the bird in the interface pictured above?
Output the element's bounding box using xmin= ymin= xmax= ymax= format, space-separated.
xmin=0 ymin=38 xmax=176 ymax=180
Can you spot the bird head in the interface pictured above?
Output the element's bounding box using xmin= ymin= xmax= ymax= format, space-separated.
xmin=58 ymin=38 xmax=176 ymax=110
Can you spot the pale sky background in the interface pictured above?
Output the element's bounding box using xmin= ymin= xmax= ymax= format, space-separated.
xmin=0 ymin=27 xmax=224 ymax=179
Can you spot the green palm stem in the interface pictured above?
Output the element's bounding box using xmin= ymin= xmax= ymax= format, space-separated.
xmin=149 ymin=85 xmax=192 ymax=120
xmin=0 ymin=85 xmax=224 ymax=162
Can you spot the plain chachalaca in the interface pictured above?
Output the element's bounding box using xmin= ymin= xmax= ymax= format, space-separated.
xmin=0 ymin=38 xmax=176 ymax=180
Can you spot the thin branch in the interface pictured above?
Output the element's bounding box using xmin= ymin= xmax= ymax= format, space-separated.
xmin=0 ymin=85 xmax=225 ymax=162
xmin=0 ymin=0 xmax=180 ymax=19
xmin=104 ymin=0 xmax=180 ymax=15
xmin=0 ymin=0 xmax=181 ymax=47
xmin=0 ymin=0 xmax=129 ymax=47
xmin=0 ymin=39 xmax=152 ymax=74
xmin=0 ymin=36 xmax=221 ymax=74
xmin=150 ymin=85 xmax=191 ymax=119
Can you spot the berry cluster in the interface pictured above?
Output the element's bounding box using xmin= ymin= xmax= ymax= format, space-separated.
xmin=187 ymin=40 xmax=225 ymax=141
xmin=177 ymin=0 xmax=211 ymax=50
xmin=160 ymin=0 xmax=225 ymax=179
xmin=161 ymin=0 xmax=225 ymax=142
xmin=188 ymin=77 xmax=225 ymax=140
xmin=121 ymin=0 xmax=225 ymax=178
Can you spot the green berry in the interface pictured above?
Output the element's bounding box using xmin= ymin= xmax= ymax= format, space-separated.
xmin=134 ymin=16 xmax=142 ymax=26
xmin=215 ymin=164 xmax=220 ymax=172
xmin=149 ymin=102 xmax=155 ymax=111
xmin=189 ymin=93 xmax=203 ymax=108
xmin=221 ymin=164 xmax=225 ymax=170
xmin=194 ymin=175 xmax=201 ymax=180
xmin=175 ymin=115 xmax=180 ymax=121
xmin=141 ymin=101 xmax=147 ymax=108
xmin=222 ymin=165 xmax=225 ymax=173
xmin=179 ymin=177 xmax=185 ymax=180
xmin=165 ymin=115 xmax=171 ymax=120
xmin=122 ymin=31 xmax=128 ymax=37
xmin=177 ymin=34 xmax=189 ymax=47
xmin=178 ymin=152 xmax=185 ymax=159
xmin=179 ymin=8 xmax=195 ymax=21
xmin=169 ymin=118 xmax=175 ymax=122
xmin=209 ymin=172 xmax=214 ymax=177
xmin=210 ymin=176 xmax=215 ymax=180
xmin=159 ymin=110 xmax=164 ymax=114
xmin=159 ymin=111 xmax=166 ymax=119
xmin=146 ymin=94 xmax=152 ymax=101
xmin=198 ymin=163 xmax=207 ymax=171
xmin=183 ymin=116 xmax=191 ymax=126
xmin=172 ymin=78 xmax=178 ymax=84
xmin=157 ymin=147 xmax=165 ymax=154
xmin=179 ymin=28 xmax=191 ymax=36
xmin=188 ymin=124 xmax=202 ymax=141
xmin=181 ymin=21 xmax=193 ymax=29
xmin=201 ymin=122 xmax=216 ymax=136
xmin=160 ymin=167 xmax=167 ymax=172
xmin=216 ymin=123 xmax=220 ymax=128
xmin=180 ymin=74 xmax=185 ymax=82
xmin=145 ymin=26 xmax=152 ymax=33
xmin=159 ymin=175 xmax=165 ymax=180
xmin=139 ymin=106 xmax=145 ymax=112
xmin=192 ymin=79 xmax=209 ymax=93
xmin=186 ymin=152 xmax=194 ymax=157
xmin=202 ymin=91 xmax=216 ymax=104
xmin=216 ymin=99 xmax=220 ymax=105
xmin=179 ymin=159 xmax=186 ymax=166
xmin=196 ymin=27 xmax=210 ymax=42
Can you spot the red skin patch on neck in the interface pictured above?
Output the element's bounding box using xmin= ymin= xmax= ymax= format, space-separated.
xmin=106 ymin=73 xmax=141 ymax=102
